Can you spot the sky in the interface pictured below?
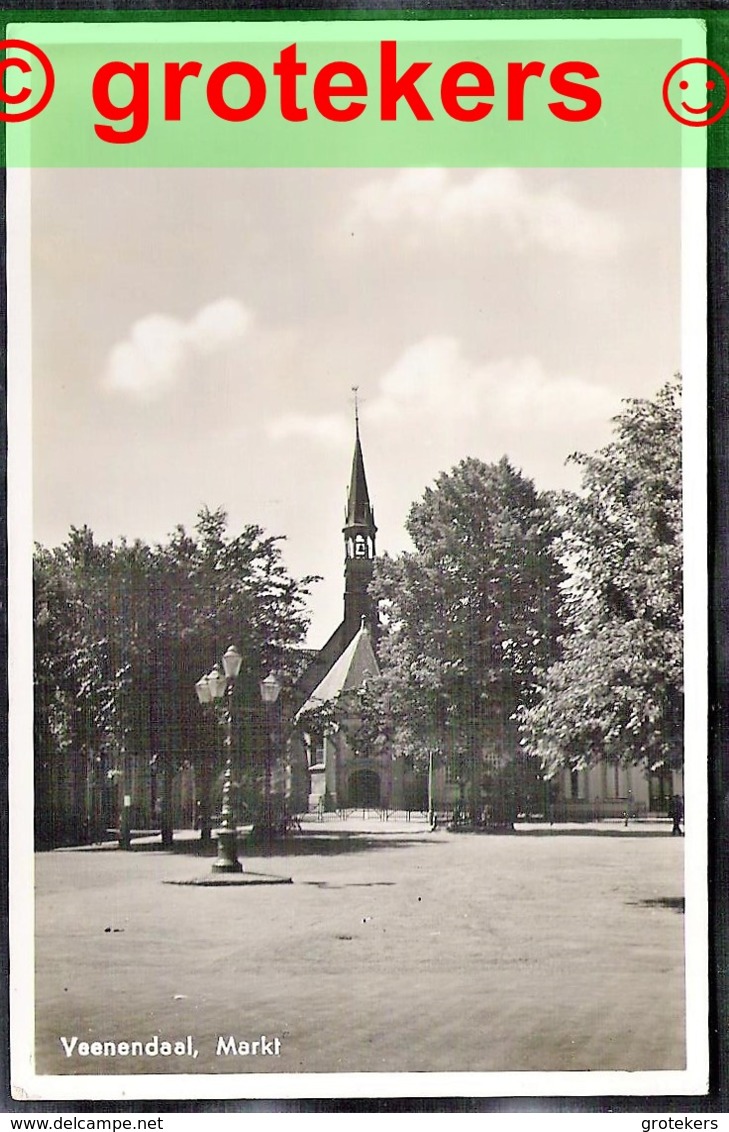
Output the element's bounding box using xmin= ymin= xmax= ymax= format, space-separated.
xmin=30 ymin=167 xmax=681 ymax=647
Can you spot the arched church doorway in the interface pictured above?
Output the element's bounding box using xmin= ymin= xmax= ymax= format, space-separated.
xmin=348 ymin=769 xmax=381 ymax=807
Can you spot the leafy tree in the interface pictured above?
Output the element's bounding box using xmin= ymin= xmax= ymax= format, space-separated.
xmin=372 ymin=457 xmax=565 ymax=823
xmin=33 ymin=527 xmax=147 ymax=845
xmin=147 ymin=507 xmax=318 ymax=840
xmin=519 ymin=380 xmax=683 ymax=775
xmin=33 ymin=508 xmax=318 ymax=847
xmin=339 ymin=676 xmax=394 ymax=761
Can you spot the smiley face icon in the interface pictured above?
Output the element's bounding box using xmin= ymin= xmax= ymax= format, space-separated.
xmin=663 ymin=57 xmax=729 ymax=126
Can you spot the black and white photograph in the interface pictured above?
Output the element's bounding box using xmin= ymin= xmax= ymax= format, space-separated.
xmin=9 ymin=159 xmax=707 ymax=1099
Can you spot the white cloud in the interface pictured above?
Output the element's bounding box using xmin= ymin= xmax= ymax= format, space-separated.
xmin=369 ymin=336 xmax=479 ymax=420
xmin=366 ymin=336 xmax=618 ymax=428
xmin=104 ymin=298 xmax=252 ymax=401
xmin=346 ymin=169 xmax=623 ymax=258
xmin=187 ymin=297 xmax=251 ymax=353
xmin=265 ymin=336 xmax=618 ymax=460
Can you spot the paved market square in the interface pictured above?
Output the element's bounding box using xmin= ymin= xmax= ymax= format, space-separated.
xmin=33 ymin=816 xmax=686 ymax=1076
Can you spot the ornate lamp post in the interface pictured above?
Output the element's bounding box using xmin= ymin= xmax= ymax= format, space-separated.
xmin=259 ymin=672 xmax=282 ymax=850
xmin=195 ymin=644 xmax=244 ymax=873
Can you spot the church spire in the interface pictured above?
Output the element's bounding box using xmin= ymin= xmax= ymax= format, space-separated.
xmin=342 ymin=393 xmax=377 ymax=641
xmin=346 ymin=397 xmax=375 ymax=531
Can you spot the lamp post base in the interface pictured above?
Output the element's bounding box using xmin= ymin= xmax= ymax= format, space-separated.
xmin=212 ymin=829 xmax=243 ymax=873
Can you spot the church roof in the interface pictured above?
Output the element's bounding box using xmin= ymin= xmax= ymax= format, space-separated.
xmin=345 ymin=420 xmax=376 ymax=531
xmin=296 ymin=620 xmax=379 ymax=718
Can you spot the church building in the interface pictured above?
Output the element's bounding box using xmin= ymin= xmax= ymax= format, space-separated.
xmin=292 ymin=409 xmax=415 ymax=812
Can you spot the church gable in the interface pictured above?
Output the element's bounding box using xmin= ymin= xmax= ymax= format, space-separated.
xmin=296 ymin=621 xmax=379 ymax=720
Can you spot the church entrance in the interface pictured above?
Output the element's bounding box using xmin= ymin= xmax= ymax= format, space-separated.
xmin=348 ymin=768 xmax=381 ymax=808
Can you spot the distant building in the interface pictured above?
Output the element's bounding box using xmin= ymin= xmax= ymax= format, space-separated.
xmin=548 ymin=760 xmax=683 ymax=822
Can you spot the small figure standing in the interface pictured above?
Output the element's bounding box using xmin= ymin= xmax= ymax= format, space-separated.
xmin=669 ymin=793 xmax=684 ymax=836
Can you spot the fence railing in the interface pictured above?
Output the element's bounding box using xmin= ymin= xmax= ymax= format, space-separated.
xmin=548 ymin=798 xmax=649 ymax=822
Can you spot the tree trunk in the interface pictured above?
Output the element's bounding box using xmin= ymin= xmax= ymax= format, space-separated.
xmin=160 ymin=756 xmax=174 ymax=848
xmin=198 ymin=760 xmax=212 ymax=843
xmin=468 ymin=701 xmax=481 ymax=824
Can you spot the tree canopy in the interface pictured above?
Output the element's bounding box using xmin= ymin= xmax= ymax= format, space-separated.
xmin=519 ymin=379 xmax=683 ymax=774
xmin=33 ymin=507 xmax=318 ymax=844
xmin=372 ymin=456 xmax=565 ymax=819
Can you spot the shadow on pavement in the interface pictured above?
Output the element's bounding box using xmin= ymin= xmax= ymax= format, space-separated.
xmin=60 ymin=832 xmax=445 ymax=858
xmin=237 ymin=834 xmax=443 ymax=859
xmin=299 ymin=880 xmax=397 ymax=888
xmin=629 ymin=896 xmax=685 ymax=913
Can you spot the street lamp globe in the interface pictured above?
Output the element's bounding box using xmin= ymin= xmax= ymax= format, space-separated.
xmin=260 ymin=671 xmax=282 ymax=704
xmin=206 ymin=664 xmax=227 ymax=700
xmin=222 ymin=645 xmax=243 ymax=680
xmin=195 ymin=674 xmax=212 ymax=705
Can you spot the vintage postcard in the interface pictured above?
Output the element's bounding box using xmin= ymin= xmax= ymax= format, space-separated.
xmin=6 ymin=13 xmax=712 ymax=1104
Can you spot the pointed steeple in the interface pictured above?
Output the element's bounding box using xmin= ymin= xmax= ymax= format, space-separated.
xmin=342 ymin=394 xmax=377 ymax=642
xmin=346 ymin=411 xmax=376 ymax=531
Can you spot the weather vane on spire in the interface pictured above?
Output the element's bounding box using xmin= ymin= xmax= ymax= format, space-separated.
xmin=352 ymin=385 xmax=360 ymax=427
